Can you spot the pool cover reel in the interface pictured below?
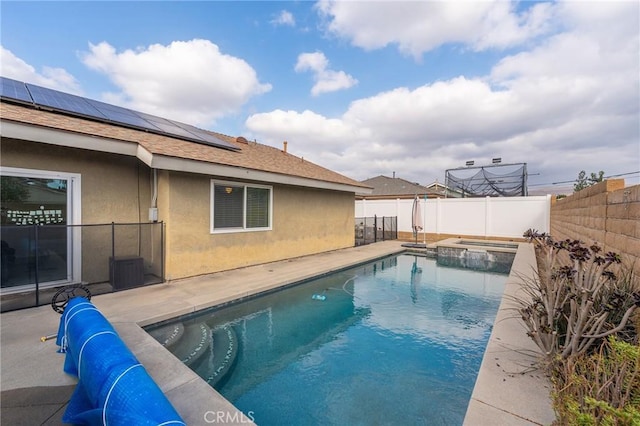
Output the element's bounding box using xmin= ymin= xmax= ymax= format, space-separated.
xmin=56 ymin=297 xmax=185 ymax=425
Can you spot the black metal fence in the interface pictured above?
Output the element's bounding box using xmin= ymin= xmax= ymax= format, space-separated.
xmin=1 ymin=222 xmax=164 ymax=312
xmin=355 ymin=216 xmax=397 ymax=246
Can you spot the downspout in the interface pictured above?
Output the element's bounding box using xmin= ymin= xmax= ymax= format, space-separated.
xmin=149 ymin=168 xmax=159 ymax=276
xmin=149 ymin=168 xmax=158 ymax=222
xmin=152 ymin=168 xmax=158 ymax=207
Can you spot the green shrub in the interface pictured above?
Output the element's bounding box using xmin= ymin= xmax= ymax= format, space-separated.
xmin=552 ymin=337 xmax=640 ymax=425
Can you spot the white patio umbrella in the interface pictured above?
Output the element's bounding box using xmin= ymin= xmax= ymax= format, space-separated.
xmin=412 ymin=194 xmax=423 ymax=244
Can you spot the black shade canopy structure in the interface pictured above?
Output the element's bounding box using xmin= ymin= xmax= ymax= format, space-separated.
xmin=445 ymin=163 xmax=528 ymax=197
xmin=0 ymin=76 xmax=240 ymax=152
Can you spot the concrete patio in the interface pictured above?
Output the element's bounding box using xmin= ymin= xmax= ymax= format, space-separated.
xmin=1 ymin=240 xmax=554 ymax=425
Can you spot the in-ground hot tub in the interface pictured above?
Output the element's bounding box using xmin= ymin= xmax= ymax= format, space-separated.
xmin=432 ymin=238 xmax=519 ymax=274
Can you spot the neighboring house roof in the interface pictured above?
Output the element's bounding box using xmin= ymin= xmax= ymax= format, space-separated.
xmin=1 ymin=100 xmax=370 ymax=194
xmin=424 ymin=181 xmax=463 ymax=197
xmin=425 ymin=181 xmax=447 ymax=191
xmin=357 ymin=175 xmax=460 ymax=199
xmin=357 ymin=175 xmax=430 ymax=199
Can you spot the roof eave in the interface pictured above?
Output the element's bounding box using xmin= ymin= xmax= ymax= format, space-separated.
xmin=150 ymin=154 xmax=372 ymax=193
xmin=1 ymin=119 xmax=371 ymax=194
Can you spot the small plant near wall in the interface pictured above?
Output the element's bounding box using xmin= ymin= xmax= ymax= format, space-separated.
xmin=552 ymin=336 xmax=640 ymax=425
xmin=517 ymin=229 xmax=639 ymax=361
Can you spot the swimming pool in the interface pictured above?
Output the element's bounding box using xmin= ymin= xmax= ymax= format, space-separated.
xmin=148 ymin=253 xmax=508 ymax=425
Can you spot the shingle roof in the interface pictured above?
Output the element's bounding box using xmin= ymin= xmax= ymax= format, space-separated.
xmin=360 ymin=175 xmax=429 ymax=197
xmin=0 ymin=101 xmax=370 ymax=190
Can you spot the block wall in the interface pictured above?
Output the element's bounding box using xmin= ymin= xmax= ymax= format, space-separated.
xmin=550 ymin=179 xmax=640 ymax=282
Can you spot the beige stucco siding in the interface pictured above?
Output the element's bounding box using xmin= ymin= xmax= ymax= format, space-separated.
xmin=1 ymin=138 xmax=151 ymax=224
xmin=1 ymin=138 xmax=153 ymax=283
xmin=2 ymin=138 xmax=357 ymax=284
xmin=163 ymin=171 xmax=355 ymax=280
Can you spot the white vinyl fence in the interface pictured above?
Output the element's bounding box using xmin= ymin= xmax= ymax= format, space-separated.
xmin=355 ymin=195 xmax=551 ymax=239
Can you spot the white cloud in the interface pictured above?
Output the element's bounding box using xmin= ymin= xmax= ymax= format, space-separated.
xmin=247 ymin=1 xmax=639 ymax=188
xmin=271 ymin=10 xmax=295 ymax=27
xmin=81 ymin=39 xmax=272 ymax=127
xmin=294 ymin=51 xmax=328 ymax=73
xmin=315 ymin=0 xmax=554 ymax=58
xmin=246 ymin=109 xmax=364 ymax=148
xmin=0 ymin=46 xmax=82 ymax=94
xmin=295 ymin=51 xmax=357 ymax=96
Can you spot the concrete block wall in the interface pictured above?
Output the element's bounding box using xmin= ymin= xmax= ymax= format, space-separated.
xmin=550 ymin=179 xmax=640 ymax=282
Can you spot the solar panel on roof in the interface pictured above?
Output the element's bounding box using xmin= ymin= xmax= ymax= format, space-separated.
xmin=1 ymin=77 xmax=240 ymax=152
xmin=104 ymin=108 xmax=163 ymax=131
xmin=169 ymin=120 xmax=238 ymax=150
xmin=26 ymin=83 xmax=108 ymax=120
xmin=137 ymin=113 xmax=206 ymax=141
xmin=134 ymin=110 xmax=174 ymax=126
xmin=85 ymin=99 xmax=162 ymax=131
xmin=0 ymin=77 xmax=34 ymax=104
xmin=136 ymin=112 xmax=238 ymax=150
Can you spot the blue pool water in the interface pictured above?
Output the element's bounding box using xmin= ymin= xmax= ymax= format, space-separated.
xmin=148 ymin=254 xmax=508 ymax=425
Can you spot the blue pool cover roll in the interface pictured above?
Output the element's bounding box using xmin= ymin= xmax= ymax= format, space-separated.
xmin=56 ymin=297 xmax=186 ymax=425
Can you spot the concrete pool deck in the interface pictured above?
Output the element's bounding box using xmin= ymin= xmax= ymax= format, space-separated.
xmin=1 ymin=240 xmax=554 ymax=425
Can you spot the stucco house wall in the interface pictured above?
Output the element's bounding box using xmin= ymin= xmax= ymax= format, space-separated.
xmin=1 ymin=138 xmax=153 ymax=283
xmin=2 ymin=134 xmax=359 ymax=284
xmin=162 ymin=171 xmax=355 ymax=279
xmin=2 ymin=138 xmax=150 ymax=223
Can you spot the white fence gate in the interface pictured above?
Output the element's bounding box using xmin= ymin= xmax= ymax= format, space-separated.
xmin=355 ymin=195 xmax=551 ymax=239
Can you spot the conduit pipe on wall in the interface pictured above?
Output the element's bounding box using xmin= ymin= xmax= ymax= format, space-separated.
xmin=149 ymin=168 xmax=158 ymax=222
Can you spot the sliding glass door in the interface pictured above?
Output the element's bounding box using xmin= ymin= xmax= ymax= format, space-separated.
xmin=1 ymin=168 xmax=81 ymax=293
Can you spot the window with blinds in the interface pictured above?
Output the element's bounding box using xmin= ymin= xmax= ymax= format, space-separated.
xmin=246 ymin=187 xmax=270 ymax=228
xmin=211 ymin=181 xmax=272 ymax=232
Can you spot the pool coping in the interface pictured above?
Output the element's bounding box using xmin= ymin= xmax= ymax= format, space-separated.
xmin=0 ymin=240 xmax=554 ymax=425
xmin=462 ymin=241 xmax=555 ymax=425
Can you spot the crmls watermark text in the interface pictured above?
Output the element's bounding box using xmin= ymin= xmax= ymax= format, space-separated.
xmin=203 ymin=410 xmax=255 ymax=424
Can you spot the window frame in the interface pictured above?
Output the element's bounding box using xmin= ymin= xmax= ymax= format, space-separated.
xmin=210 ymin=180 xmax=273 ymax=234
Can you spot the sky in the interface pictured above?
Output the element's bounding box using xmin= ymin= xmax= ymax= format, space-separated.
xmin=1 ymin=1 xmax=639 ymax=194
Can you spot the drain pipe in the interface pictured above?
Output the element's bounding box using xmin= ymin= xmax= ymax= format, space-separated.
xmin=149 ymin=169 xmax=158 ymax=222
